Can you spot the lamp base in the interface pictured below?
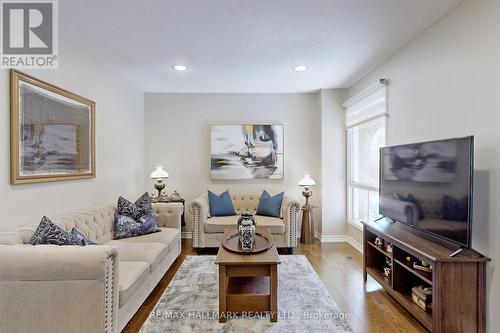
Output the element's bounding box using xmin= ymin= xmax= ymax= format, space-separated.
xmin=154 ymin=181 xmax=165 ymax=201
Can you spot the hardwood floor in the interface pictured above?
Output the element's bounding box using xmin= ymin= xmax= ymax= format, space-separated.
xmin=122 ymin=239 xmax=428 ymax=333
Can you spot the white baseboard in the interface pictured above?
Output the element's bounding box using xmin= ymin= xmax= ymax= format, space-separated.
xmin=181 ymin=232 xmax=192 ymax=239
xmin=315 ymin=231 xmax=363 ymax=253
xmin=346 ymin=237 xmax=363 ymax=253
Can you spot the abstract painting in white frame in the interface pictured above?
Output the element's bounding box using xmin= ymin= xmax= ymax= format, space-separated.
xmin=210 ymin=124 xmax=284 ymax=180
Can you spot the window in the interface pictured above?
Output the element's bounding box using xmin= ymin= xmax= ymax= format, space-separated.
xmin=343 ymin=81 xmax=387 ymax=229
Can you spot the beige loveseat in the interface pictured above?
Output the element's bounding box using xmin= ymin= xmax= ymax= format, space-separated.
xmin=381 ymin=196 xmax=467 ymax=242
xmin=189 ymin=192 xmax=300 ymax=254
xmin=0 ymin=202 xmax=182 ymax=333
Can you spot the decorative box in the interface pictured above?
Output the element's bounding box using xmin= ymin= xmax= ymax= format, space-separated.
xmin=411 ymin=285 xmax=432 ymax=312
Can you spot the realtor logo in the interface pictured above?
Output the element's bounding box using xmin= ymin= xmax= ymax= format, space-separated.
xmin=1 ymin=0 xmax=58 ymax=68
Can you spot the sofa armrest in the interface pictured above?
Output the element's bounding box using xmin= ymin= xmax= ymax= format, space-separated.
xmin=189 ymin=196 xmax=209 ymax=247
xmin=0 ymin=244 xmax=119 ymax=333
xmin=0 ymin=244 xmax=118 ymax=281
xmin=282 ymin=197 xmax=301 ymax=247
xmin=153 ymin=202 xmax=183 ymax=229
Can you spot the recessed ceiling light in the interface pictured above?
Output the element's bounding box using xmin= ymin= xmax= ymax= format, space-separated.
xmin=172 ymin=65 xmax=187 ymax=71
xmin=293 ymin=65 xmax=307 ymax=71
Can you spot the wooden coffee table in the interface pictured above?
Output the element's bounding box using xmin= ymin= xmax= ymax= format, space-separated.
xmin=216 ymin=228 xmax=280 ymax=323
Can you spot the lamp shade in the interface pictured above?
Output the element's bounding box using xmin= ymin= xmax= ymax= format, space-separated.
xmin=299 ymin=174 xmax=316 ymax=187
xmin=150 ymin=166 xmax=169 ymax=179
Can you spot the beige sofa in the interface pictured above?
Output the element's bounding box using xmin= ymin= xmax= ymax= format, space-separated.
xmin=189 ymin=192 xmax=300 ymax=253
xmin=0 ymin=202 xmax=182 ymax=333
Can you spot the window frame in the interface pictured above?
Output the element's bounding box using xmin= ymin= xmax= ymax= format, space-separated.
xmin=346 ymin=116 xmax=387 ymax=230
xmin=343 ymin=81 xmax=388 ymax=230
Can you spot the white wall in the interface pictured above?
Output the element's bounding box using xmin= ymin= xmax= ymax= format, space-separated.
xmin=144 ymin=93 xmax=321 ymax=232
xmin=347 ymin=1 xmax=500 ymax=331
xmin=320 ymin=89 xmax=347 ymax=236
xmin=0 ymin=36 xmax=144 ymax=230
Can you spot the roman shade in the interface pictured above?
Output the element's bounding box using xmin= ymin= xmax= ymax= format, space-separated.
xmin=343 ymin=79 xmax=387 ymax=128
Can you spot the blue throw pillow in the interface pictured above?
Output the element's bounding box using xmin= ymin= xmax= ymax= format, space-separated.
xmin=208 ymin=191 xmax=237 ymax=217
xmin=71 ymin=227 xmax=97 ymax=245
xmin=113 ymin=211 xmax=160 ymax=240
xmin=440 ymin=195 xmax=469 ymax=221
xmin=256 ymin=191 xmax=284 ymax=218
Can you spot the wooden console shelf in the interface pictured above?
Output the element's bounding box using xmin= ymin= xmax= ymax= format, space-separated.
xmin=362 ymin=219 xmax=490 ymax=333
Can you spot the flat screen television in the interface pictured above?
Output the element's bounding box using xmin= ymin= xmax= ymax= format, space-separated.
xmin=379 ymin=136 xmax=474 ymax=248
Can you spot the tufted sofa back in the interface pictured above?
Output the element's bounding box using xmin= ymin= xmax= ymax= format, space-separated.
xmin=230 ymin=193 xmax=262 ymax=215
xmin=0 ymin=205 xmax=116 ymax=245
xmin=51 ymin=205 xmax=116 ymax=244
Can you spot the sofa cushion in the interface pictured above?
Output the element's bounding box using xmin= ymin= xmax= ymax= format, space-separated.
xmin=105 ymin=240 xmax=167 ymax=271
xmin=117 ymin=227 xmax=180 ymax=252
xmin=118 ymin=261 xmax=149 ymax=307
xmin=205 ymin=215 xmax=285 ymax=234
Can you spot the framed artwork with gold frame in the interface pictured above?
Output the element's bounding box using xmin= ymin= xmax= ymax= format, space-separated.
xmin=10 ymin=69 xmax=96 ymax=184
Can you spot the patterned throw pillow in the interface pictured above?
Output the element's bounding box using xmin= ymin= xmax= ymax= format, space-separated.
xmin=117 ymin=192 xmax=152 ymax=220
xmin=114 ymin=211 xmax=160 ymax=240
xmin=30 ymin=216 xmax=83 ymax=246
xmin=71 ymin=227 xmax=97 ymax=245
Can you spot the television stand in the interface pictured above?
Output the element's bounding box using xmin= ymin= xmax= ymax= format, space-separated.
xmin=362 ymin=219 xmax=490 ymax=333
xmin=449 ymin=247 xmax=465 ymax=257
xmin=373 ymin=216 xmax=396 ymax=223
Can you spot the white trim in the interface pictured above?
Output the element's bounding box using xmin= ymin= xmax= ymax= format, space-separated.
xmin=345 ymin=113 xmax=388 ymax=130
xmin=346 ymin=237 xmax=363 ymax=253
xmin=347 ymin=219 xmax=363 ymax=231
xmin=181 ymin=231 xmax=192 ymax=239
xmin=315 ymin=232 xmax=348 ymax=242
xmin=314 ymin=232 xmax=363 ymax=253
xmin=348 ymin=182 xmax=378 ymax=192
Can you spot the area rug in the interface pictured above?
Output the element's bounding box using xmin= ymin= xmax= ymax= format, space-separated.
xmin=140 ymin=255 xmax=352 ymax=332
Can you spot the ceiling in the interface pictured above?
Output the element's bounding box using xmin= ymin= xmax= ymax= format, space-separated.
xmin=61 ymin=0 xmax=462 ymax=93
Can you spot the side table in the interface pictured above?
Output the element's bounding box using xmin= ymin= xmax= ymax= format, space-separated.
xmin=300 ymin=204 xmax=316 ymax=244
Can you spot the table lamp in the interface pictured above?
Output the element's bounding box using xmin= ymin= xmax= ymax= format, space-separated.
xmin=299 ymin=174 xmax=316 ymax=244
xmin=150 ymin=166 xmax=169 ymax=200
xmin=299 ymin=174 xmax=316 ymax=206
